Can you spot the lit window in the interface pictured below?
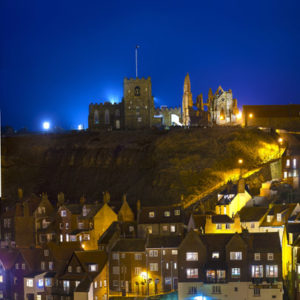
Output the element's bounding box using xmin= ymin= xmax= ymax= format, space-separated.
xmin=212 ymin=252 xmax=219 ymax=259
xmin=100 ymin=280 xmax=102 ymax=287
xmin=174 ymin=209 xmax=181 ymax=216
xmin=277 ymin=214 xmax=282 ymax=222
xmin=297 ymin=265 xmax=300 ymax=274
xmin=38 ymin=279 xmax=44 ymax=287
xmin=45 ymin=278 xmax=52 ymax=287
xmin=15 ymin=264 xmax=19 ymax=270
xmin=174 ymin=262 xmax=177 ymax=269
xmin=59 ymin=223 xmax=64 ymax=229
xmin=135 ymin=253 xmax=142 ymax=260
xmin=49 ymin=262 xmax=54 ymax=270
xmin=266 ymin=265 xmax=278 ymax=277
xmin=121 ymin=253 xmax=125 ymax=259
xmin=149 ymin=263 xmax=158 ymax=271
xmin=60 ymin=234 xmax=63 ymax=242
xmin=41 ymin=262 xmax=45 ymax=270
xmin=286 ymin=159 xmax=290 ymax=167
xmin=113 ymin=266 xmax=120 ymax=275
xmin=134 ymin=267 xmax=141 ymax=275
xmin=26 ymin=279 xmax=33 ymax=287
xmin=293 ymin=158 xmax=297 ymax=168
xmin=162 ymin=250 xmax=166 ymax=255
xmin=112 ymin=253 xmax=119 ymax=260
xmin=231 ymin=268 xmax=240 ymax=277
xmin=170 ymin=225 xmax=176 ymax=232
xmin=284 ymin=171 xmax=288 ymax=179
xmin=162 ymin=225 xmax=168 ymax=232
xmin=0 ymin=275 xmax=3 ymax=283
xmin=94 ymin=281 xmax=98 ymax=288
xmin=251 ymin=265 xmax=263 ymax=278
xmin=68 ymin=266 xmax=72 ymax=273
xmin=186 ymin=252 xmax=198 ymax=261
xmin=66 ymin=223 xmax=69 ymax=230
xmin=171 ymin=250 xmax=178 ymax=255
xmin=230 ymin=252 xmax=242 ymax=260
xmin=224 ymin=207 xmax=227 ymax=215
xmin=146 ymin=226 xmax=152 ymax=234
xmin=149 ymin=211 xmax=155 ymax=218
xmin=149 ymin=250 xmax=158 ymax=257
xmin=76 ymin=266 xmax=81 ymax=273
xmin=164 ymin=211 xmax=171 ymax=217
xmin=89 ymin=264 xmax=98 ymax=272
xmin=216 ymin=224 xmax=222 ymax=230
xmin=75 ymin=281 xmax=80 ymax=287
xmin=61 ymin=210 xmax=67 ymax=217
xmin=129 ymin=226 xmax=134 ymax=232
xmin=226 ymin=223 xmax=231 ymax=229
xmin=104 ymin=280 xmax=107 ymax=287
xmin=268 ymin=253 xmax=274 ymax=261
xmin=166 ymin=262 xmax=169 ymax=269
xmin=254 ymin=253 xmax=260 ymax=261
xmin=44 ymin=249 xmax=49 ymax=257
xmin=186 ymin=268 xmax=198 ymax=278
xmin=37 ymin=296 xmax=41 ymax=300
xmin=267 ymin=215 xmax=272 ymax=223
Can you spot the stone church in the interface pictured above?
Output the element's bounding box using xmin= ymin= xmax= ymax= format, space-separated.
xmin=88 ymin=77 xmax=181 ymax=130
xmin=182 ymin=73 xmax=239 ymax=126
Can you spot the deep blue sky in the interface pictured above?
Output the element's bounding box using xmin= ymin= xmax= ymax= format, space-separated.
xmin=1 ymin=0 xmax=299 ymax=130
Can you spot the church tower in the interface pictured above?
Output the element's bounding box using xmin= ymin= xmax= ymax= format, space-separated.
xmin=123 ymin=77 xmax=154 ymax=129
xmin=182 ymin=73 xmax=193 ymax=126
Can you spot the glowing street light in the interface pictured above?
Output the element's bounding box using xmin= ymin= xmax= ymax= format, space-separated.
xmin=238 ymin=159 xmax=243 ymax=178
xmin=78 ymin=124 xmax=83 ymax=131
xmin=236 ymin=112 xmax=242 ymax=120
xmin=278 ymin=137 xmax=283 ymax=144
xmin=249 ymin=113 xmax=254 ymax=119
xmin=43 ymin=121 xmax=50 ymax=130
xmin=238 ymin=159 xmax=243 ymax=165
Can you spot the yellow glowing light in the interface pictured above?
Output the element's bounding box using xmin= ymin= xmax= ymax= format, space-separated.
xmin=278 ymin=137 xmax=283 ymax=144
xmin=220 ymin=115 xmax=224 ymax=120
xmin=81 ymin=243 xmax=85 ymax=249
xmin=238 ymin=159 xmax=243 ymax=164
xmin=140 ymin=272 xmax=147 ymax=280
xmin=249 ymin=113 xmax=253 ymax=119
xmin=236 ymin=112 xmax=242 ymax=120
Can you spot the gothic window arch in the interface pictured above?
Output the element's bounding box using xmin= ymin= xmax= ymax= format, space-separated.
xmin=105 ymin=109 xmax=110 ymax=124
xmin=94 ymin=110 xmax=99 ymax=124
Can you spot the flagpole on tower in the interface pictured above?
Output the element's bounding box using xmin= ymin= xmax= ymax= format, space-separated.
xmin=135 ymin=45 xmax=140 ymax=78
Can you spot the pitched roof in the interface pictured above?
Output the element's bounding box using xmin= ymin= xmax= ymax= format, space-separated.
xmin=112 ymin=239 xmax=146 ymax=252
xmin=239 ymin=206 xmax=269 ymax=222
xmin=75 ymin=274 xmax=92 ymax=292
xmin=19 ymin=248 xmax=44 ymax=271
xmin=0 ymin=249 xmax=19 ymax=270
xmin=146 ymin=235 xmax=183 ymax=248
xmin=74 ymin=250 xmax=107 ymax=274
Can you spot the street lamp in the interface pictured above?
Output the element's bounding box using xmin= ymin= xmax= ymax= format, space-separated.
xmin=238 ymin=159 xmax=243 ymax=178
xmin=249 ymin=113 xmax=253 ymax=119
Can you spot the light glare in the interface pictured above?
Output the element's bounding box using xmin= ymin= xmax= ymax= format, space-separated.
xmin=43 ymin=121 xmax=50 ymax=130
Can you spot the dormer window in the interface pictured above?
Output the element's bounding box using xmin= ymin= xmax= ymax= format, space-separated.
xmin=277 ymin=214 xmax=281 ymax=222
xmin=267 ymin=215 xmax=272 ymax=223
xmin=164 ymin=211 xmax=170 ymax=217
xmin=149 ymin=211 xmax=155 ymax=218
xmin=89 ymin=264 xmax=98 ymax=272
xmin=61 ymin=210 xmax=67 ymax=217
xmin=68 ymin=266 xmax=72 ymax=273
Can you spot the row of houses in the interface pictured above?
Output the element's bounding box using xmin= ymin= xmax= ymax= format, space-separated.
xmin=0 ymin=179 xmax=299 ymax=299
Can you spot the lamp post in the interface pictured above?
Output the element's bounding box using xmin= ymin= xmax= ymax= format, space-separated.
xmin=238 ymin=159 xmax=243 ymax=179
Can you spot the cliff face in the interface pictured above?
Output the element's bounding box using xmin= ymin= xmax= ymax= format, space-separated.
xmin=2 ymin=128 xmax=279 ymax=206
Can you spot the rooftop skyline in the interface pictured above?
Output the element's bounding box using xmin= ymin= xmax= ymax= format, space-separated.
xmin=1 ymin=0 xmax=299 ymax=130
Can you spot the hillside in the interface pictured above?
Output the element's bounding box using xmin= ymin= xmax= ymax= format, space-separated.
xmin=2 ymin=127 xmax=280 ymax=207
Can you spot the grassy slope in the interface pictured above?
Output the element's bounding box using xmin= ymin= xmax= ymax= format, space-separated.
xmin=2 ymin=127 xmax=279 ymax=206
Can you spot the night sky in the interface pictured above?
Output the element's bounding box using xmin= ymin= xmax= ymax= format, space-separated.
xmin=1 ymin=0 xmax=299 ymax=131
